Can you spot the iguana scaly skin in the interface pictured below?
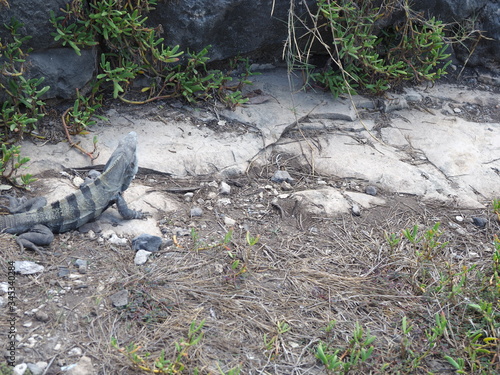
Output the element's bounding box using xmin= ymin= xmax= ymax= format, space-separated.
xmin=0 ymin=131 xmax=146 ymax=252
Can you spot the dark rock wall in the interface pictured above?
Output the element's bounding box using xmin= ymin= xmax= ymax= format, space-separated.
xmin=412 ymin=0 xmax=500 ymax=70
xmin=0 ymin=0 xmax=498 ymax=100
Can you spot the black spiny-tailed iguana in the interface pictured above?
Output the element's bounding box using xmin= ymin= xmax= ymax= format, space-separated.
xmin=0 ymin=131 xmax=146 ymax=254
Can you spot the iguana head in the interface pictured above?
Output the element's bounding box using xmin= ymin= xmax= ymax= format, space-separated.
xmin=102 ymin=131 xmax=139 ymax=192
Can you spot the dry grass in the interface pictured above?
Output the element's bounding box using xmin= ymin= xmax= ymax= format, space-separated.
xmin=1 ymin=170 xmax=498 ymax=374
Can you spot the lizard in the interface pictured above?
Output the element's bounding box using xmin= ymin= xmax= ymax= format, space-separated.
xmin=0 ymin=131 xmax=147 ymax=255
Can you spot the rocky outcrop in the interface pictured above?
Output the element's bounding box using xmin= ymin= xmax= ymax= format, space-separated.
xmin=0 ymin=0 xmax=498 ymax=100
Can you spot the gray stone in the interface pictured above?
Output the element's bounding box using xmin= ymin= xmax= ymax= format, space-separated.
xmin=26 ymin=48 xmax=97 ymax=100
xmin=12 ymin=363 xmax=27 ymax=375
xmin=27 ymin=362 xmax=47 ymax=375
xmin=134 ymin=250 xmax=152 ymax=266
xmin=14 ymin=261 xmax=44 ymax=275
xmin=224 ymin=216 xmax=237 ymax=226
xmin=190 ymin=207 xmax=203 ymax=217
xmin=472 ymin=217 xmax=487 ymax=228
xmin=67 ymin=356 xmax=95 ymax=375
xmin=219 ymin=181 xmax=231 ymax=195
xmin=352 ymin=204 xmax=361 ymax=216
xmin=58 ymin=266 xmax=70 ymax=278
xmin=68 ymin=347 xmax=83 ymax=357
xmin=75 ymin=259 xmax=88 ymax=274
xmin=110 ymin=290 xmax=129 ymax=307
xmin=34 ymin=310 xmax=50 ymax=322
xmin=271 ymin=170 xmax=294 ymax=184
xmin=132 ymin=234 xmax=163 ymax=252
xmin=365 ymin=186 xmax=378 ymax=196
xmin=292 ymin=188 xmax=351 ymax=217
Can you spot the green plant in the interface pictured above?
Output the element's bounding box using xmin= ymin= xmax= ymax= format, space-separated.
xmin=112 ymin=320 xmax=205 ymax=373
xmin=0 ymin=19 xmax=49 ymax=138
xmin=402 ymin=222 xmax=448 ymax=260
xmin=315 ymin=321 xmax=375 ymax=373
xmin=384 ymin=231 xmax=401 ymax=251
xmin=245 ymin=231 xmax=260 ymax=246
xmin=0 ymin=142 xmax=35 ymax=186
xmin=263 ymin=320 xmax=291 ymax=360
xmin=63 ymin=90 xmax=107 ymax=135
xmin=287 ymin=0 xmax=458 ymax=97
xmin=50 ymin=0 xmax=251 ymax=108
xmin=493 ymin=199 xmax=500 ymax=221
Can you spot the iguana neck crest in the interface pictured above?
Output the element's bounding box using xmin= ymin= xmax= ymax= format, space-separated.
xmin=101 ymin=131 xmax=138 ymax=192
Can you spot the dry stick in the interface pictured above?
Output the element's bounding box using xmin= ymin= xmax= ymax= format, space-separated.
xmin=61 ymin=107 xmax=98 ymax=160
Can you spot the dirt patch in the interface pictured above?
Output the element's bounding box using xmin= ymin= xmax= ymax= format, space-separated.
xmin=1 ymin=164 xmax=499 ymax=374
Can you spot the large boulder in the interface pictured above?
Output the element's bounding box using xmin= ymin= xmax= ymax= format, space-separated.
xmin=0 ymin=0 xmax=499 ymax=100
xmin=0 ymin=0 xmax=66 ymax=50
xmin=147 ymin=0 xmax=315 ymax=61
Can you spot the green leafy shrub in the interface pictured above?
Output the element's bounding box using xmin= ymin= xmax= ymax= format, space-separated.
xmin=288 ymin=0 xmax=454 ymax=96
xmin=50 ymin=0 xmax=249 ymax=107
xmin=0 ymin=19 xmax=49 ymax=185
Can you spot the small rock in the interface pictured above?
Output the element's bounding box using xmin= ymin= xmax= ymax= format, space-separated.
xmin=107 ymin=233 xmax=128 ymax=246
xmin=175 ymin=227 xmax=191 ymax=237
xmin=134 ymin=250 xmax=152 ymax=265
xmin=27 ymin=362 xmax=47 ymax=375
xmin=35 ymin=310 xmax=50 ymax=322
xmin=14 ymin=261 xmax=44 ymax=275
xmin=13 ymin=363 xmax=27 ymax=375
xmin=352 ymin=204 xmax=361 ymax=216
xmin=217 ymin=198 xmax=231 ymax=206
xmin=132 ymin=234 xmax=163 ymax=252
xmin=58 ymin=266 xmax=70 ymax=278
xmin=455 ymin=216 xmax=464 ymax=222
xmin=219 ymin=181 xmax=231 ymax=195
xmin=0 ymin=281 xmax=8 ymax=294
xmin=67 ymin=356 xmax=94 ymax=375
xmin=280 ymin=181 xmax=293 ymax=191
xmin=453 ymin=107 xmax=462 ymax=113
xmin=75 ymin=259 xmax=88 ymax=274
xmin=271 ymin=170 xmax=294 ymax=183
xmin=68 ymin=347 xmax=83 ymax=357
xmin=224 ymin=216 xmax=237 ymax=226
xmin=472 ymin=217 xmax=487 ymax=228
xmin=207 ymin=181 xmax=218 ymax=188
xmin=365 ymin=186 xmax=378 ymax=196
xmin=184 ymin=192 xmax=194 ymax=202
xmin=190 ymin=206 xmax=203 ymax=217
xmin=110 ymin=290 xmax=129 ymax=307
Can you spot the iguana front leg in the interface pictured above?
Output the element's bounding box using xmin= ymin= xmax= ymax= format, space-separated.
xmin=115 ymin=193 xmax=148 ymax=220
xmin=16 ymin=224 xmax=54 ymax=257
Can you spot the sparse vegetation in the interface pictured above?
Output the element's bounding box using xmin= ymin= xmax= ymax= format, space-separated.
xmin=285 ymin=0 xmax=481 ymax=97
xmin=0 ymin=19 xmax=47 ymax=185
